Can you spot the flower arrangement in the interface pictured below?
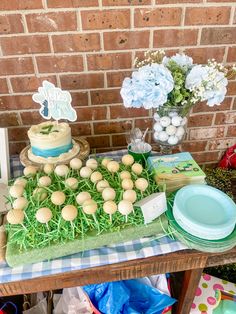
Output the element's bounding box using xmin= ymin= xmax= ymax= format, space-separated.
xmin=120 ymin=50 xmax=236 ymax=113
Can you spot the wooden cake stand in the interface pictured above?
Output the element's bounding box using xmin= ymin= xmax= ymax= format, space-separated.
xmin=20 ymin=137 xmax=90 ymax=167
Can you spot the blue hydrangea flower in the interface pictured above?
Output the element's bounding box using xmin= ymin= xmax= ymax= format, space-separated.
xmin=163 ymin=53 xmax=193 ymax=69
xmin=120 ymin=64 xmax=174 ymax=109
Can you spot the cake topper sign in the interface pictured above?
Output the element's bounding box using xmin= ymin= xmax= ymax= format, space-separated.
xmin=32 ymin=81 xmax=77 ymax=122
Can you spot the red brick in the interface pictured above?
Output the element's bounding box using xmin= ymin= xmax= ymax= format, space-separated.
xmin=60 ymin=74 xmax=104 ymax=90
xmin=134 ymin=8 xmax=181 ymax=28
xmin=110 ymin=105 xmax=148 ymax=119
xmin=192 ymin=98 xmax=232 ymax=113
xmin=227 ymin=125 xmax=236 ymax=137
xmin=87 ymin=53 xmax=131 ymax=71
xmin=37 ymin=55 xmax=84 ymax=74
xmin=91 ymin=89 xmax=122 ymax=105
xmin=156 ymin=0 xmax=201 ymax=3
xmin=26 ymin=12 xmax=77 ymax=33
xmin=135 ymin=118 xmax=152 ymax=130
xmin=0 ymin=95 xmax=37 ymax=111
xmin=215 ymin=112 xmax=236 ymax=124
xmin=81 ymin=9 xmax=130 ymax=30
xmin=0 ymin=0 xmax=43 ymax=10
xmin=0 ymin=35 xmax=50 ymax=55
xmin=21 ymin=111 xmax=45 ymax=125
xmin=52 ymin=33 xmax=101 ymax=53
xmin=104 ymin=31 xmax=149 ymax=50
xmin=153 ymin=29 xmax=198 ymax=47
xmin=76 ymin=107 xmax=107 ymax=121
xmin=233 ymin=98 xmax=236 ymax=110
xmin=185 ymin=47 xmax=225 ymax=63
xmin=0 ymin=112 xmax=20 ymax=127
xmin=189 ymin=127 xmax=225 ymax=140
xmin=0 ymin=58 xmax=34 ymax=75
xmin=135 ymin=49 xmax=178 ymax=61
xmin=86 ymin=135 xmax=110 ymax=148
xmin=112 ymin=134 xmax=127 ymax=147
xmin=47 ymin=0 xmax=98 ymax=7
xmin=11 ymin=76 xmax=56 ymax=93
xmin=228 ymin=81 xmax=236 ymax=95
xmin=103 ymin=0 xmax=151 ymax=5
xmin=0 ymin=78 xmax=8 ymax=93
xmin=185 ymin=7 xmax=230 ymax=25
xmin=70 ymin=123 xmax=91 ymax=136
xmin=107 ymin=71 xmax=132 ymax=87
xmin=192 ymin=151 xmax=219 ymax=163
xmin=9 ymin=142 xmax=28 ymax=155
xmin=207 ymin=0 xmax=236 ymax=2
xmin=188 ymin=114 xmax=214 ymax=127
xmin=0 ymin=14 xmax=24 ymax=34
xmin=227 ymin=47 xmax=236 ymax=62
xmin=8 ymin=127 xmax=28 ymax=141
xmin=94 ymin=120 xmax=132 ymax=134
xmin=208 ymin=138 xmax=236 ymax=150
xmin=201 ymin=27 xmax=236 ymax=45
xmin=71 ymin=92 xmax=88 ymax=107
xmin=180 ymin=141 xmax=207 ymax=152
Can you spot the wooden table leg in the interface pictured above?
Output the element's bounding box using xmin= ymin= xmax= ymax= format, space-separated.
xmin=175 ymin=268 xmax=204 ymax=314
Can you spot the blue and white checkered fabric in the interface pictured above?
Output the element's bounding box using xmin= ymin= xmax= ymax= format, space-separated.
xmin=0 ymin=150 xmax=187 ymax=284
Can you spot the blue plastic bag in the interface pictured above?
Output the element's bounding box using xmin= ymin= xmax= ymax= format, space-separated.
xmin=83 ymin=279 xmax=176 ymax=314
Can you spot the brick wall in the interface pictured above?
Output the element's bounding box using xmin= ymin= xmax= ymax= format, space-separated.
xmin=0 ymin=0 xmax=235 ymax=165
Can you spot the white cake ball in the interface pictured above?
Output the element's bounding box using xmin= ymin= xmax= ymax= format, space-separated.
xmin=172 ymin=116 xmax=182 ymax=127
xmin=65 ymin=177 xmax=78 ymax=190
xmin=51 ymin=191 xmax=65 ymax=206
xmin=38 ymin=176 xmax=52 ymax=187
xmin=7 ymin=209 xmax=24 ymax=225
xmin=153 ymin=122 xmax=163 ymax=133
xmin=103 ymin=201 xmax=117 ymax=215
xmin=76 ymin=191 xmax=91 ymax=205
xmin=121 ymin=178 xmax=134 ymax=190
xmin=102 ymin=187 xmax=116 ymax=201
xmin=43 ymin=164 xmax=54 ymax=175
xmin=181 ymin=117 xmax=188 ymax=126
xmin=131 ymin=163 xmax=143 ymax=175
xmin=80 ymin=166 xmax=92 ymax=178
xmin=168 ymin=135 xmax=179 ymax=145
xmin=24 ymin=166 xmax=37 ymax=177
xmin=33 ymin=187 xmax=47 ymax=201
xmin=90 ymin=171 xmax=103 ymax=183
xmin=120 ymin=171 xmax=131 ymax=180
xmin=82 ymin=199 xmax=98 ymax=215
xmin=166 ymin=125 xmax=177 ymax=136
xmin=176 ymin=126 xmax=185 ymax=138
xmin=168 ymin=111 xmax=178 ymax=118
xmin=101 ymin=158 xmax=111 ymax=168
xmin=36 ymin=207 xmax=52 ymax=224
xmin=107 ymin=161 xmax=120 ymax=173
xmin=62 ymin=205 xmax=78 ymax=221
xmin=160 ymin=116 xmax=171 ymax=127
xmin=118 ymin=200 xmax=133 ymax=216
xmin=70 ymin=158 xmax=82 ymax=170
xmin=122 ymin=154 xmax=134 ymax=166
xmin=96 ymin=180 xmax=110 ymax=192
xmin=135 ymin=178 xmax=149 ymax=192
xmin=158 ymin=131 xmax=169 ymax=142
xmin=54 ymin=165 xmax=69 ymax=177
xmin=153 ymin=131 xmax=159 ymax=141
xmin=14 ymin=177 xmax=27 ymax=188
xmin=13 ymin=197 xmax=28 ymax=210
xmin=153 ymin=112 xmax=160 ymax=121
xmin=86 ymin=158 xmax=98 ymax=170
xmin=123 ymin=190 xmax=137 ymax=203
xmin=9 ymin=184 xmax=24 ymax=198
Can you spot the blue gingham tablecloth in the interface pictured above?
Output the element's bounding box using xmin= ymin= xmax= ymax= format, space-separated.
xmin=0 ymin=150 xmax=187 ymax=284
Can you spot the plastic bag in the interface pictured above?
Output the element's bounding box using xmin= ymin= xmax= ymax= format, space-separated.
xmin=83 ymin=279 xmax=176 ymax=314
xmin=23 ymin=298 xmax=47 ymax=314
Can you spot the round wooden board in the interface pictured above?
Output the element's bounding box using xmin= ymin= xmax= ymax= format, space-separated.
xmin=20 ymin=137 xmax=90 ymax=168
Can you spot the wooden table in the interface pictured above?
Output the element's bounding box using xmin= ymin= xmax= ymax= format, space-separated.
xmin=1 ymin=247 xmax=236 ymax=314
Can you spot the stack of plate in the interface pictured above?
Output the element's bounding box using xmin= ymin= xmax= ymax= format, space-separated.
xmin=166 ymin=185 xmax=236 ymax=252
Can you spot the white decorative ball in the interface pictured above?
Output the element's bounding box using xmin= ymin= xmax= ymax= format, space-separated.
xmin=54 ymin=165 xmax=69 ymax=177
xmin=9 ymin=184 xmax=24 ymax=198
xmin=80 ymin=166 xmax=92 ymax=178
xmin=181 ymin=117 xmax=188 ymax=126
xmin=102 ymin=187 xmax=116 ymax=201
xmin=118 ymin=200 xmax=133 ymax=216
xmin=62 ymin=205 xmax=78 ymax=221
xmin=158 ymin=131 xmax=169 ymax=142
xmin=90 ymin=171 xmax=103 ymax=184
xmin=82 ymin=199 xmax=98 ymax=215
xmin=103 ymin=201 xmax=117 ymax=215
xmin=123 ymin=190 xmax=137 ymax=203
xmin=23 ymin=166 xmax=37 ymax=177
xmin=131 ymin=163 xmax=143 ymax=175
xmin=13 ymin=197 xmax=28 ymax=210
xmin=176 ymin=126 xmax=185 ymax=138
xmin=7 ymin=209 xmax=24 ymax=225
xmin=96 ymin=180 xmax=110 ymax=192
xmin=121 ymin=154 xmax=134 ymax=166
xmin=86 ymin=158 xmax=98 ymax=170
xmin=166 ymin=125 xmax=177 ymax=136
xmin=70 ymin=158 xmax=82 ymax=170
xmin=120 ymin=171 xmax=131 ymax=180
xmin=160 ymin=116 xmax=171 ymax=127
xmin=14 ymin=178 xmax=27 ymax=188
xmin=65 ymin=177 xmax=78 ymax=190
xmin=135 ymin=178 xmax=149 ymax=192
xmin=153 ymin=122 xmax=163 ymax=133
xmin=121 ymin=178 xmax=134 ymax=190
xmin=76 ymin=192 xmax=91 ymax=205
xmin=168 ymin=135 xmax=179 ymax=145
xmin=38 ymin=176 xmax=52 ymax=187
xmin=153 ymin=131 xmax=159 ymax=141
xmin=43 ymin=164 xmax=54 ymax=175
xmin=107 ymin=161 xmax=119 ymax=173
xmin=51 ymin=191 xmax=65 ymax=206
xmin=168 ymin=111 xmax=178 ymax=118
xmin=171 ymin=116 xmax=182 ymax=127
xmin=36 ymin=207 xmax=52 ymax=224
xmin=153 ymin=112 xmax=160 ymax=121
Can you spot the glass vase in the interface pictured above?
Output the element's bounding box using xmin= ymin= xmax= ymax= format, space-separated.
xmin=153 ymin=106 xmax=188 ymax=155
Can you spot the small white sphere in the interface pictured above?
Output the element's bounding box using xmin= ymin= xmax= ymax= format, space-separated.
xmin=86 ymin=158 xmax=98 ymax=170
xmin=61 ymin=205 xmax=78 ymax=221
xmin=154 ymin=112 xmax=160 ymax=121
xmin=38 ymin=176 xmax=52 ymax=187
xmin=80 ymin=166 xmax=92 ymax=178
xmin=76 ymin=191 xmax=91 ymax=205
xmin=102 ymin=187 xmax=116 ymax=201
xmin=36 ymin=207 xmax=52 ymax=224
xmin=121 ymin=154 xmax=134 ymax=166
xmin=51 ymin=191 xmax=65 ymax=206
xmin=153 ymin=122 xmax=163 ymax=133
xmin=168 ymin=135 xmax=179 ymax=145
xmin=23 ymin=166 xmax=37 ymax=177
xmin=121 ymin=178 xmax=134 ymax=190
xmin=118 ymin=200 xmax=133 ymax=216
xmin=33 ymin=188 xmax=47 ymax=201
xmin=9 ymin=184 xmax=24 ymax=198
xmin=120 ymin=171 xmax=131 ymax=180
xmin=123 ymin=190 xmax=137 ymax=203
xmin=135 ymin=178 xmax=149 ymax=192
xmin=168 ymin=111 xmax=178 ymax=118
xmin=90 ymin=171 xmax=103 ymax=184
xmin=103 ymin=201 xmax=117 ymax=215
xmin=96 ymin=180 xmax=110 ymax=192
xmin=172 ymin=116 xmax=182 ymax=127
xmin=166 ymin=125 xmax=177 ymax=136
xmin=54 ymin=165 xmax=69 ymax=177
xmin=13 ymin=197 xmax=28 ymax=210
xmin=14 ymin=177 xmax=27 ymax=188
xmin=181 ymin=117 xmax=188 ymax=126
xmin=153 ymin=131 xmax=159 ymax=141
xmin=160 ymin=116 xmax=171 ymax=127
xmin=158 ymin=131 xmax=169 ymax=142
xmin=176 ymin=126 xmax=185 ymax=138
xmin=70 ymin=158 xmax=82 ymax=170
xmin=131 ymin=163 xmax=143 ymax=175
xmin=101 ymin=158 xmax=112 ymax=168
xmin=65 ymin=177 xmax=78 ymax=190
xmin=107 ymin=161 xmax=120 ymax=173
xmin=43 ymin=164 xmax=54 ymax=175
xmin=7 ymin=209 xmax=24 ymax=224
xmin=82 ymin=199 xmax=98 ymax=215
